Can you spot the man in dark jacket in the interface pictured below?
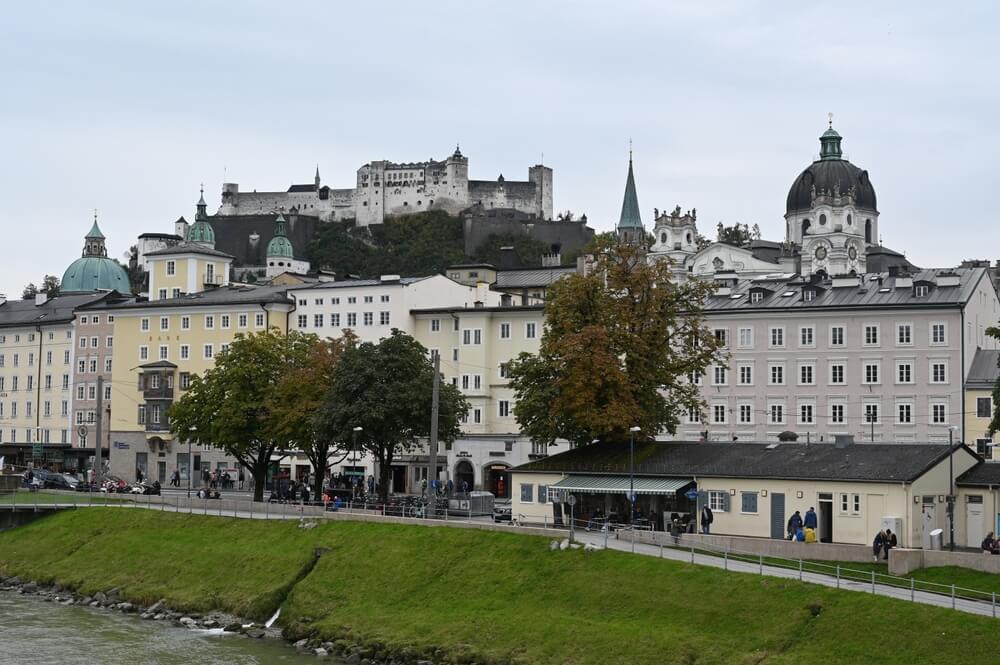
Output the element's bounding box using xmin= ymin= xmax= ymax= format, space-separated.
xmin=883 ymin=529 xmax=898 ymax=560
xmin=700 ymin=505 xmax=714 ymax=534
xmin=804 ymin=507 xmax=818 ymax=530
xmin=787 ymin=511 xmax=803 ymax=539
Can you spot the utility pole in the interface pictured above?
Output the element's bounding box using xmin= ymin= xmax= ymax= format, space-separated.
xmin=426 ymin=352 xmax=441 ymax=516
xmin=95 ymin=376 xmax=104 ymax=491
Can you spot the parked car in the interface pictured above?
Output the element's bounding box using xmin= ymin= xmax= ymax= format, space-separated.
xmin=23 ymin=470 xmax=48 ymax=489
xmin=493 ymin=502 xmax=512 ymax=523
xmin=44 ymin=474 xmax=80 ymax=491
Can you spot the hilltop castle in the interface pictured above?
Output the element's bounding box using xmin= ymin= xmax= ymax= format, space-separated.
xmin=217 ymin=146 xmax=553 ymax=226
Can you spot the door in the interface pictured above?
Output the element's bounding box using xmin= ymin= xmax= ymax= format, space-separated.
xmin=967 ymin=496 xmax=985 ymax=548
xmin=921 ymin=497 xmax=936 ymax=549
xmin=818 ymin=499 xmax=834 ymax=543
xmin=134 ymin=452 xmax=147 ymax=481
xmin=770 ymin=493 xmax=786 ymax=539
xmin=866 ymin=494 xmax=885 ymax=542
xmin=157 ymin=461 xmax=166 ymax=483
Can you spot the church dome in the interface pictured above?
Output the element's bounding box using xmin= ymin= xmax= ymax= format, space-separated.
xmin=61 ymin=219 xmax=130 ymax=292
xmin=266 ymin=214 xmax=295 ymax=258
xmin=187 ymin=219 xmax=215 ymax=245
xmin=62 ymin=256 xmax=131 ymax=293
xmin=786 ymin=125 xmax=877 ymax=215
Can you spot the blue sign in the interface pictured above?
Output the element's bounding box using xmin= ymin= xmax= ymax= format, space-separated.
xmin=114 ymin=441 xmax=130 ymax=450
xmin=685 ymin=488 xmax=700 ymax=501
xmin=629 ymin=491 xmax=637 ymax=503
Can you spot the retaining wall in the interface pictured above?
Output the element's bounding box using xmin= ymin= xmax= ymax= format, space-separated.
xmin=890 ymin=548 xmax=1000 ymax=576
xmin=619 ymin=529 xmax=874 ymax=563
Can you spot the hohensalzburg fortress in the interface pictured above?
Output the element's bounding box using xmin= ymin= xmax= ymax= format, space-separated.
xmin=217 ymin=146 xmax=553 ymax=226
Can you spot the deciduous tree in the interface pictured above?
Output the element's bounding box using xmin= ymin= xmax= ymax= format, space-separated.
xmin=508 ymin=237 xmax=724 ymax=447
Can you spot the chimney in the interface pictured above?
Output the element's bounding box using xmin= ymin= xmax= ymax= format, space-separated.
xmin=541 ymin=252 xmax=561 ymax=267
xmin=0 ymin=293 xmax=6 ymax=306
xmin=833 ymin=434 xmax=854 ymax=449
xmin=499 ymin=246 xmax=520 ymax=270
xmin=35 ymin=293 xmax=48 ymax=306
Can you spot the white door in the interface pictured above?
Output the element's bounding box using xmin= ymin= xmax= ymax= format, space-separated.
xmin=967 ymin=497 xmax=985 ymax=548
xmin=921 ymin=501 xmax=936 ymax=549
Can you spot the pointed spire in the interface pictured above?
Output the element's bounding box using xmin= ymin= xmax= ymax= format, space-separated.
xmin=196 ymin=184 xmax=208 ymax=221
xmin=86 ymin=209 xmax=105 ymax=239
xmin=315 ymin=165 xmax=321 ymax=188
xmin=617 ymin=152 xmax=643 ymax=231
xmin=274 ymin=213 xmax=287 ymax=236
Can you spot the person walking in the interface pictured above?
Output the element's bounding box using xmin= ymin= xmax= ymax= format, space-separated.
xmin=787 ymin=510 xmax=803 ymax=540
xmin=872 ymin=530 xmax=886 ymax=561
xmin=700 ymin=504 xmax=714 ymax=534
xmin=804 ymin=507 xmax=817 ymax=530
xmin=883 ymin=528 xmax=897 ymax=560
xmin=982 ymin=531 xmax=996 ymax=554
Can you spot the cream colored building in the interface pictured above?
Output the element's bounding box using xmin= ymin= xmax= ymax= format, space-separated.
xmin=964 ymin=349 xmax=998 ymax=461
xmin=511 ymin=440 xmax=980 ymax=549
xmin=101 ymin=285 xmax=293 ymax=484
xmin=145 ymin=243 xmax=234 ymax=301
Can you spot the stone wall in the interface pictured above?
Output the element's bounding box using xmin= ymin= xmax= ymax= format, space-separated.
xmin=463 ymin=215 xmax=595 ymax=257
xmin=889 ymin=548 xmax=1000 ymax=576
xmin=623 ymin=528 xmax=875 ymax=563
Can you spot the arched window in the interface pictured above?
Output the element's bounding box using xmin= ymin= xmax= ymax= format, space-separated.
xmin=819 ymin=214 xmax=827 ymax=226
xmin=846 ymin=214 xmax=852 ymax=225
xmin=865 ymin=219 xmax=872 ymax=244
xmin=802 ymin=219 xmax=811 ymax=236
xmin=686 ymin=232 xmax=692 ymax=244
xmin=660 ymin=232 xmax=667 ymax=243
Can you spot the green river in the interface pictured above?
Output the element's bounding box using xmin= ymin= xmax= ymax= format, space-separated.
xmin=0 ymin=592 xmax=328 ymax=664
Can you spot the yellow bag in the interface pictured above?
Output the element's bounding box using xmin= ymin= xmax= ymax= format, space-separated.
xmin=804 ymin=527 xmax=817 ymax=543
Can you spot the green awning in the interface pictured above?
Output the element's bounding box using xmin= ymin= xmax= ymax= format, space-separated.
xmin=552 ymin=475 xmax=692 ymax=495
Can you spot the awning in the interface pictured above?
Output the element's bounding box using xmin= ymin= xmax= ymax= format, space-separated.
xmin=552 ymin=475 xmax=692 ymax=496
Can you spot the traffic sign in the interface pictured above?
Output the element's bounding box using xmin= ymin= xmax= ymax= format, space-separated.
xmin=567 ymin=494 xmax=577 ymax=506
xmin=77 ymin=425 xmax=88 ymax=439
xmin=32 ymin=443 xmax=43 ymax=458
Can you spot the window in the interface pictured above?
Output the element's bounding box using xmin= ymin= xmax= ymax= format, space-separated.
xmin=461 ymin=329 xmax=481 ymax=345
xmin=864 ymin=362 xmax=880 ymax=384
xmin=708 ymin=490 xmax=726 ymax=512
xmin=931 ymin=361 xmax=947 ymax=384
xmin=138 ymin=405 xmax=146 ymax=425
xmin=931 ymin=402 xmax=947 ymax=424
xmin=104 ymin=358 xmax=112 ymax=372
xmin=159 ymin=345 xmax=168 ymax=360
xmin=297 ymin=315 xmax=308 ymax=328
xmin=453 ymin=318 xmax=460 ymax=331
xmin=160 ymin=316 xmax=169 ymax=331
xmin=180 ymin=344 xmax=189 ymax=360
xmin=62 ymin=374 xmax=69 ymax=390
xmin=915 ymin=285 xmax=929 ymax=298
xmin=149 ymin=374 xmax=160 ymax=389
xmin=738 ymin=364 xmax=753 ymax=385
xmin=750 ymin=291 xmax=763 ymax=304
xmin=520 ymin=484 xmax=534 ymax=502
xmin=830 ymin=403 xmax=845 ymax=424
xmin=473 ymin=408 xmax=482 ymax=424
xmin=740 ymin=492 xmax=758 ymax=514
xmin=139 ymin=346 xmax=148 ymax=361
xmin=314 ymin=314 xmax=324 ymax=328
xmin=381 ymin=295 xmax=390 ymax=303
xmin=864 ymin=324 xmax=879 ymax=346
xmin=897 ymin=323 xmax=912 ymax=345
xmin=64 ymin=350 xmax=70 ymax=364
xmin=769 ymin=363 xmax=784 ymax=385
xmin=431 ymin=319 xmax=440 ymax=332
xmin=830 ymin=363 xmax=845 ymax=384
xmin=76 ymin=385 xmax=85 ymax=400
xmin=688 ymin=371 xmax=702 ymax=385
xmin=180 ymin=373 xmax=190 ymax=390
xmin=221 ymin=314 xmax=231 ymax=329
xmin=499 ymin=362 xmax=510 ymax=379
xmin=151 ymin=405 xmax=161 ymax=425
xmin=897 ymin=361 xmax=913 ymax=384
xmin=473 ymin=375 xmax=482 ymax=390
xmin=172 ymin=288 xmax=181 ymax=299
xmin=498 ymin=400 xmax=511 ymax=417
xmin=713 ymin=366 xmax=727 ymax=385
xmin=314 ymin=298 xmax=324 ymax=306
xmin=977 ymin=439 xmax=994 ymax=460
xmin=769 ymin=326 xmax=784 ymax=348
xmin=379 ymin=311 xmax=390 ymax=325
xmin=897 ymin=403 xmax=913 ymax=424
xmin=166 ymin=260 xmax=176 ymax=276
xmin=204 ymin=315 xmax=214 ymax=330
xmin=931 ymin=323 xmax=946 ymax=345
xmin=799 ymin=363 xmax=814 ymax=385
xmin=203 ymin=344 xmax=214 ymax=359
xmin=499 ymin=322 xmax=511 ymax=339
xmin=79 ymin=337 xmax=87 ymax=349
xmin=799 ymin=326 xmax=814 ymax=347
xmin=738 ymin=403 xmax=752 ymax=424
xmin=363 ymin=295 xmax=373 ymax=304
xmin=799 ymin=403 xmax=814 ymax=424
xmin=864 ymin=403 xmax=880 ymax=424
xmin=331 ymin=313 xmax=340 ymax=327
xmin=181 ymin=316 xmax=191 ymax=330
xmin=255 ymin=313 xmax=265 ymax=328
xmin=461 ymin=375 xmax=470 ymax=390
xmin=106 ymin=336 xmax=113 ymax=348
xmin=977 ymin=397 xmax=992 ymax=419
xmin=713 ymin=404 xmax=727 ymax=424
xmin=714 ymin=328 xmax=728 ymax=347
xmin=347 ymin=313 xmax=357 ymax=327
xmin=803 ymin=289 xmax=816 ymax=302
xmin=140 ymin=317 xmax=150 ymax=331
xmin=238 ymin=314 xmax=248 ymax=328
xmin=44 ymin=375 xmax=51 ymax=390
xmin=853 ymin=494 xmax=861 ymax=514
xmin=738 ymin=327 xmax=753 ymax=348
xmin=525 ymin=322 xmax=537 ymax=339
xmin=363 ymin=312 xmax=373 ymax=326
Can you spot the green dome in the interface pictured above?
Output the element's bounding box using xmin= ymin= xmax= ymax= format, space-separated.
xmin=266 ymin=214 xmax=295 ymax=258
xmin=187 ymin=220 xmax=215 ymax=245
xmin=62 ymin=256 xmax=130 ymax=293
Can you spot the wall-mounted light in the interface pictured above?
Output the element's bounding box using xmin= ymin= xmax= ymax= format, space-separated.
xmin=761 ymin=489 xmax=768 ymax=497
xmin=729 ymin=489 xmax=737 ymax=496
xmin=914 ymin=496 xmax=921 ymax=504
xmin=796 ymin=491 xmax=804 ymax=499
xmin=938 ymin=495 xmax=945 ymax=503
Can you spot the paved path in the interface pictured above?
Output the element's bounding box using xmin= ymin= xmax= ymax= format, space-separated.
xmin=9 ymin=492 xmax=997 ymax=619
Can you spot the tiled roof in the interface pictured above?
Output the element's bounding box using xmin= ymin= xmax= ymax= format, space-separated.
xmin=514 ymin=440 xmax=967 ymax=483
xmin=96 ymin=285 xmax=292 ymax=310
xmin=294 ymin=277 xmax=430 ymax=290
xmin=0 ymin=292 xmax=115 ymax=328
xmin=144 ymin=241 xmax=234 ymax=259
xmin=958 ymin=463 xmax=1000 ymax=487
xmin=495 ymin=266 xmax=575 ymax=289
xmin=966 ymin=349 xmax=1000 ymax=390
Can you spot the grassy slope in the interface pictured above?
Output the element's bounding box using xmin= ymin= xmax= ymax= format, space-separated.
xmin=0 ymin=510 xmax=998 ymax=665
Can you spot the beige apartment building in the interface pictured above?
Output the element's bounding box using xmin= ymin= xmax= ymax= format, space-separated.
xmin=964 ymin=349 xmax=999 ymax=460
xmin=679 ymin=267 xmax=1000 ymax=445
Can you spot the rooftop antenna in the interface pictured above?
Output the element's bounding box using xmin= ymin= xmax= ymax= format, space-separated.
xmin=828 ymin=111 xmax=834 ymax=128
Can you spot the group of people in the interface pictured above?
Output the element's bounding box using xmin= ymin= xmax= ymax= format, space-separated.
xmin=871 ymin=529 xmax=898 ymax=560
xmin=786 ymin=507 xmax=819 ymax=542
xmin=980 ymin=532 xmax=1000 ymax=554
xmin=270 ymin=480 xmax=313 ymax=503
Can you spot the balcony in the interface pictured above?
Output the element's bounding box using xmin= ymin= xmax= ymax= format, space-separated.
xmin=203 ymin=273 xmax=222 ymax=286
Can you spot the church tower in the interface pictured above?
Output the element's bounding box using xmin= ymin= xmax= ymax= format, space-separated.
xmin=186 ymin=186 xmax=216 ymax=249
xmin=616 ymin=153 xmax=644 ymax=246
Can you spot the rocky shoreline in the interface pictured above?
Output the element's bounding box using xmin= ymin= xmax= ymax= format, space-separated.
xmin=0 ymin=574 xmax=487 ymax=665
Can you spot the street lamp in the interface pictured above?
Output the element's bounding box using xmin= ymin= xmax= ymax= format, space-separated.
xmin=948 ymin=425 xmax=960 ymax=552
xmin=187 ymin=426 xmax=196 ymax=499
xmin=352 ymin=426 xmax=363 ymax=491
xmin=629 ymin=426 xmax=641 ymax=523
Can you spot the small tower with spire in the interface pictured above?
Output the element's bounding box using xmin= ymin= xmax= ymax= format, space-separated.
xmin=314 ymin=165 xmax=321 ymax=190
xmin=84 ymin=210 xmax=108 ymax=258
xmin=186 ymin=185 xmax=216 ymax=248
xmin=616 ymin=149 xmax=644 ymax=246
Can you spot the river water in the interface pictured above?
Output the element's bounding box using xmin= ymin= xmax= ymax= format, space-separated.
xmin=1 ymin=592 xmax=327 ymax=665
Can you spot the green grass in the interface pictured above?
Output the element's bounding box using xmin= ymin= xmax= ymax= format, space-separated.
xmin=2 ymin=510 xmax=1000 ymax=664
xmin=0 ymin=489 xmax=129 ymax=505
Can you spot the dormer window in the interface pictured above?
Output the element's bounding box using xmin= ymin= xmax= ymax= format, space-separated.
xmin=915 ymin=285 xmax=929 ymax=298
xmin=750 ymin=291 xmax=763 ymax=304
xmin=803 ymin=289 xmax=816 ymax=302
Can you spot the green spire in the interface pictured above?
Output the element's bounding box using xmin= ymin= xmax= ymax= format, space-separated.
xmin=196 ymin=184 xmax=208 ymax=221
xmin=617 ymin=153 xmax=643 ymax=231
xmin=819 ymin=114 xmax=843 ymax=161
xmin=86 ymin=210 xmax=105 ymax=239
xmin=267 ymin=214 xmax=295 ymax=259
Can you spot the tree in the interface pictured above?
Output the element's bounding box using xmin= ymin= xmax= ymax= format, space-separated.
xmin=472 ymin=232 xmax=551 ymax=267
xmin=716 ymin=222 xmax=753 ymax=247
xmin=267 ymin=332 xmax=355 ymax=499
xmin=168 ymin=329 xmax=316 ymax=501
xmin=507 ymin=236 xmax=724 ymax=447
xmin=316 ymin=330 xmax=468 ymax=501
xmin=22 ymin=275 xmax=61 ymax=299
xmin=21 ymin=283 xmax=37 ymax=300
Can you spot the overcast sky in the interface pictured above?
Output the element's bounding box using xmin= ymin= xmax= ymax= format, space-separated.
xmin=2 ymin=1 xmax=997 ymax=298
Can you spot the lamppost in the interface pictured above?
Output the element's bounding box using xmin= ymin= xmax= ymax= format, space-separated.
xmin=187 ymin=426 xmax=196 ymax=498
xmin=948 ymin=425 xmax=960 ymax=551
xmin=629 ymin=426 xmax=640 ymax=522
xmin=352 ymin=426 xmax=363 ymax=492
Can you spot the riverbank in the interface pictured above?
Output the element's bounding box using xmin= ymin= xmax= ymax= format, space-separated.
xmin=2 ymin=509 xmax=999 ymax=664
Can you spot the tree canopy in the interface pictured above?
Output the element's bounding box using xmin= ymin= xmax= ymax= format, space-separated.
xmin=508 ymin=237 xmax=724 ymax=447
xmin=316 ymin=330 xmax=468 ymax=501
